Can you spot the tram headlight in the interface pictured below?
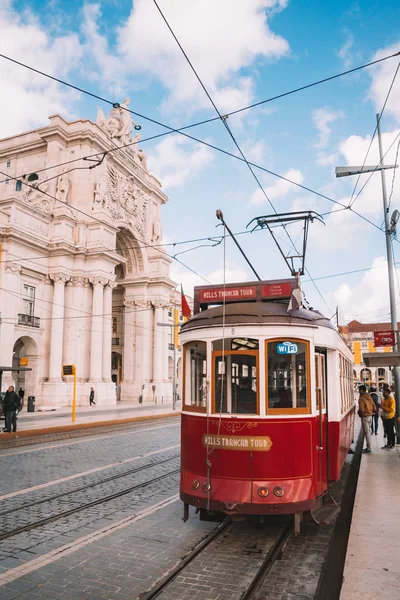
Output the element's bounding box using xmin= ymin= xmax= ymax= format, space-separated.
xmin=273 ymin=486 xmax=284 ymax=497
xmin=192 ymin=480 xmax=200 ymax=490
xmin=202 ymin=482 xmax=211 ymax=492
xmin=257 ymin=486 xmax=269 ymax=498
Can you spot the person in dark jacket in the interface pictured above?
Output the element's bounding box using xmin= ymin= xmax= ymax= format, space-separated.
xmin=89 ymin=387 xmax=96 ymax=406
xmin=369 ymin=386 xmax=380 ymax=435
xmin=2 ymin=386 xmax=21 ymax=433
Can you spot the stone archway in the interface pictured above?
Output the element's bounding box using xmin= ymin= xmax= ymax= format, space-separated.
xmin=12 ymin=336 xmax=38 ymax=401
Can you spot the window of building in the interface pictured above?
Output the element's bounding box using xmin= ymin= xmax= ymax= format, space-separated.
xmin=22 ymin=285 xmax=35 ymax=316
xmin=168 ymin=309 xmax=172 ymax=317
xmin=183 ymin=341 xmax=207 ymax=412
xmin=5 ymin=179 xmax=9 ymax=185
xmin=112 ymin=317 xmax=118 ymax=335
xmin=6 ymin=160 xmax=10 ymax=168
xmin=15 ymin=180 xmax=22 ymax=191
xmin=266 ymin=339 xmax=309 ymax=413
xmin=361 ymin=340 xmax=368 ymax=349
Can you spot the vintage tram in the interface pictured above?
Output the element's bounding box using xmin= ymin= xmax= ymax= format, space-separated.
xmin=179 ymin=278 xmax=355 ymax=526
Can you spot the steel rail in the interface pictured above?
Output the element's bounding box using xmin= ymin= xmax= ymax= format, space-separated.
xmin=0 ymin=467 xmax=180 ymax=541
xmin=138 ymin=518 xmax=231 ymax=600
xmin=239 ymin=521 xmax=293 ymax=600
xmin=0 ymin=454 xmax=180 ymax=516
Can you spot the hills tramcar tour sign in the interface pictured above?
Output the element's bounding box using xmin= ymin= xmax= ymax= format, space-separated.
xmin=374 ymin=330 xmax=395 ymax=347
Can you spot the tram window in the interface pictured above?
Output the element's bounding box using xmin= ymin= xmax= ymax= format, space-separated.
xmin=183 ymin=342 xmax=207 ymax=411
xmin=266 ymin=340 xmax=309 ymax=412
xmin=214 ymin=353 xmax=258 ymax=414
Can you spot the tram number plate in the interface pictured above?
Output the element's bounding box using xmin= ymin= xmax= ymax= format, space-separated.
xmin=202 ymin=434 xmax=272 ymax=451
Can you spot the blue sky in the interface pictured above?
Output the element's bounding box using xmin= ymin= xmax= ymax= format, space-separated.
xmin=1 ymin=0 xmax=400 ymax=322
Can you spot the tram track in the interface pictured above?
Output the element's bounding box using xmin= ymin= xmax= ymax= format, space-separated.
xmin=1 ymin=453 xmax=180 ymax=515
xmin=139 ymin=518 xmax=293 ymax=600
xmin=0 ymin=460 xmax=180 ymax=541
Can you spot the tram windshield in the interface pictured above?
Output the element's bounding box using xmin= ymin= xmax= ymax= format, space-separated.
xmin=267 ymin=340 xmax=308 ymax=411
xmin=213 ymin=338 xmax=258 ymax=414
xmin=183 ymin=341 xmax=207 ymax=410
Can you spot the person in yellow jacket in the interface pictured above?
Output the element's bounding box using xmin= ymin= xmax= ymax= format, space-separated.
xmin=358 ymin=385 xmax=375 ymax=454
xmin=381 ymin=388 xmax=396 ymax=449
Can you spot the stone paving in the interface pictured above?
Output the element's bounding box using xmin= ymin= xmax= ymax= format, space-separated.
xmin=0 ymin=419 xmax=354 ymax=600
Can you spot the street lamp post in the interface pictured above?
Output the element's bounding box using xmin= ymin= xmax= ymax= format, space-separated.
xmin=335 ymin=112 xmax=400 ymax=420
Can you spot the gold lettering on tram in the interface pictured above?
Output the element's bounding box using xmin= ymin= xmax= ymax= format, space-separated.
xmin=202 ymin=434 xmax=272 ymax=451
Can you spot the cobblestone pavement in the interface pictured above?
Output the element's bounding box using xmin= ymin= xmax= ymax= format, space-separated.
xmin=0 ymin=421 xmax=353 ymax=600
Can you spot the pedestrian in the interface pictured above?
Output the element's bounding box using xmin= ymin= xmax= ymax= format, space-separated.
xmin=358 ymin=385 xmax=375 ymax=454
xmin=18 ymin=387 xmax=24 ymax=409
xmin=89 ymin=387 xmax=96 ymax=406
xmin=2 ymin=386 xmax=22 ymax=433
xmin=369 ymin=386 xmax=380 ymax=435
xmin=381 ymin=388 xmax=396 ymax=450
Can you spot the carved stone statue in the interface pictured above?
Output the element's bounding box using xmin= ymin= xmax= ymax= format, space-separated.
xmin=95 ymin=99 xmax=143 ymax=150
xmin=136 ymin=148 xmax=148 ymax=171
xmin=56 ymin=172 xmax=70 ymax=204
xmin=152 ymin=219 xmax=162 ymax=243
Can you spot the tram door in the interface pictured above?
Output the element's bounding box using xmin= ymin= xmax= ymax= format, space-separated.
xmin=315 ymin=352 xmax=327 ymax=496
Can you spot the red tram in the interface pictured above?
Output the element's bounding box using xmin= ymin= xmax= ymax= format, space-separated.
xmin=179 ymin=278 xmax=355 ymax=526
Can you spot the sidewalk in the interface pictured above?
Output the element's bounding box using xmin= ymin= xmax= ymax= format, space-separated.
xmin=1 ymin=402 xmax=180 ymax=438
xmin=340 ymin=431 xmax=400 ymax=600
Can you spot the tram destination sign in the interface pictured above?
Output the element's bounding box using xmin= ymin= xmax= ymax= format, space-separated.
xmin=202 ymin=434 xmax=272 ymax=451
xmin=374 ymin=330 xmax=395 ymax=347
xmin=261 ymin=282 xmax=293 ymax=299
xmin=199 ymin=285 xmax=257 ymax=302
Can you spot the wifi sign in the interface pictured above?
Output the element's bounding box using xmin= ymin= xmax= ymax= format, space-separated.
xmin=276 ymin=342 xmax=298 ymax=355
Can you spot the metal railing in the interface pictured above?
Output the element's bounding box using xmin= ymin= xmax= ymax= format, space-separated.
xmin=18 ymin=314 xmax=40 ymax=327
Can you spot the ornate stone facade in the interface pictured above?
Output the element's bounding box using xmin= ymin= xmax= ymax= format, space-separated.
xmin=0 ymin=108 xmax=178 ymax=408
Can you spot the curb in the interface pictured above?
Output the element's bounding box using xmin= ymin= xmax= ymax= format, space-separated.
xmin=0 ymin=412 xmax=180 ymax=439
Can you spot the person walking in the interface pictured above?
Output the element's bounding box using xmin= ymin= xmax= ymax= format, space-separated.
xmin=89 ymin=387 xmax=96 ymax=406
xmin=2 ymin=386 xmax=22 ymax=433
xmin=369 ymin=386 xmax=380 ymax=435
xmin=381 ymin=387 xmax=396 ymax=449
xmin=358 ymin=385 xmax=375 ymax=454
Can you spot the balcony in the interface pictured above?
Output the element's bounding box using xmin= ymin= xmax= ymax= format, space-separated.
xmin=112 ymin=338 xmax=120 ymax=345
xmin=18 ymin=314 xmax=40 ymax=328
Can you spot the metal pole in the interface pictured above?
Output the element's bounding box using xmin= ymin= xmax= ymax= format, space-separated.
xmin=377 ymin=113 xmax=400 ymax=423
xmin=173 ymin=326 xmax=176 ymax=411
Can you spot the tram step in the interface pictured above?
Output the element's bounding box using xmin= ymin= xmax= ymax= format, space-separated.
xmin=310 ymin=495 xmax=341 ymax=526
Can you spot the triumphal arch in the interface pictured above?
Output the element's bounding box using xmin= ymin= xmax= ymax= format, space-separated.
xmin=0 ymin=101 xmax=177 ymax=407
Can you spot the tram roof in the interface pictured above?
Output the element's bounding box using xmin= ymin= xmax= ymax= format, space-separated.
xmin=181 ymin=301 xmax=336 ymax=332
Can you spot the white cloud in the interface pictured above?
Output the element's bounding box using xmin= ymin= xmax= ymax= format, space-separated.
xmin=312 ymin=107 xmax=345 ymax=149
xmin=249 ymin=169 xmax=304 ymax=206
xmin=368 ymin=42 xmax=400 ymax=124
xmin=333 ymin=256 xmax=400 ymax=323
xmin=311 ymin=205 xmax=368 ymax=252
xmin=338 ymin=128 xmax=400 ymax=214
xmin=117 ymin=0 xmax=289 ymax=116
xmin=337 ymin=35 xmax=354 ymax=69
xmin=0 ymin=1 xmax=82 ymax=137
xmin=148 ymin=135 xmax=214 ymax=189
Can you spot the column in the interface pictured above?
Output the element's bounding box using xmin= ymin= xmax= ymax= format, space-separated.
xmin=0 ymin=263 xmax=22 ymax=387
xmin=89 ymin=278 xmax=105 ymax=381
xmin=153 ymin=303 xmax=164 ymax=383
xmin=122 ymin=299 xmax=135 ymax=383
xmin=102 ymin=282 xmax=115 ymax=381
xmin=49 ymin=273 xmax=69 ymax=380
xmin=162 ymin=306 xmax=169 ymax=382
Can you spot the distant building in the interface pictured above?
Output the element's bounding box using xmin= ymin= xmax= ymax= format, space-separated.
xmin=346 ymin=319 xmax=396 ymax=386
xmin=0 ymin=105 xmax=185 ymax=408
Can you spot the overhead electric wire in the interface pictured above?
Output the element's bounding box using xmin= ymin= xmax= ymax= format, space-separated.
xmin=348 ymin=60 xmax=400 ymax=209
xmin=151 ymin=0 xmax=335 ymax=314
xmin=0 ymin=170 xmax=211 ymax=285
xmin=0 ymin=54 xmax=393 ymax=236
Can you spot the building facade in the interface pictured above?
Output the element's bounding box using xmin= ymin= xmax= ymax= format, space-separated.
xmin=346 ymin=319 xmax=395 ymax=387
xmin=0 ymin=105 xmax=182 ymax=408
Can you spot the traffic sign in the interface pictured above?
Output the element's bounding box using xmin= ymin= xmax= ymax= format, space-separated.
xmin=63 ymin=364 xmax=75 ymax=376
xmin=374 ymin=330 xmax=395 ymax=347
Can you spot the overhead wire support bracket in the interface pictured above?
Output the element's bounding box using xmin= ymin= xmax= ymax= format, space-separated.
xmin=247 ymin=211 xmax=324 ymax=277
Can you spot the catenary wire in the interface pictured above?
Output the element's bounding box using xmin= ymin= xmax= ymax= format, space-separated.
xmin=151 ymin=0 xmax=333 ymax=314
xmin=348 ymin=60 xmax=400 ymax=209
xmin=0 ymin=170 xmax=211 ymax=285
xmin=0 ymin=55 xmax=390 ymax=235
